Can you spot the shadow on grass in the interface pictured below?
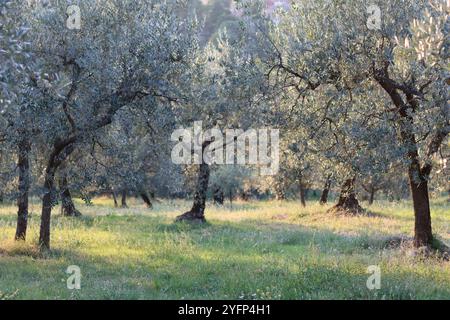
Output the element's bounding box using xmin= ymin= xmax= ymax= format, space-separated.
xmin=1 ymin=212 xmax=449 ymax=299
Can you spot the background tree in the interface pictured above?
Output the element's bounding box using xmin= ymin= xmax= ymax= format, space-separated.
xmin=242 ymin=0 xmax=449 ymax=247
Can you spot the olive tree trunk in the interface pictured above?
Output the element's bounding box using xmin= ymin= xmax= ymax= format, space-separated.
xmin=15 ymin=136 xmax=30 ymax=241
xmin=39 ymin=143 xmax=75 ymax=250
xmin=59 ymin=175 xmax=81 ymax=217
xmin=213 ymin=186 xmax=224 ymax=205
xmin=112 ymin=191 xmax=118 ymax=208
xmin=140 ymin=191 xmax=153 ymax=209
xmin=319 ymin=175 xmax=332 ymax=205
xmin=375 ymin=70 xmax=437 ymax=248
xmin=121 ymin=190 xmax=128 ymax=208
xmin=328 ymin=177 xmax=364 ymax=214
xmin=176 ymin=161 xmax=210 ymax=222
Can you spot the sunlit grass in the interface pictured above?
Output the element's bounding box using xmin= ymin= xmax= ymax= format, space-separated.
xmin=0 ymin=197 xmax=449 ymax=299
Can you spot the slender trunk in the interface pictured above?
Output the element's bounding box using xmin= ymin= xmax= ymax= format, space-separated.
xmin=121 ymin=190 xmax=128 ymax=208
xmin=229 ymin=190 xmax=233 ymax=209
xmin=39 ymin=166 xmax=57 ymax=250
xmin=59 ymin=175 xmax=81 ymax=217
xmin=112 ymin=191 xmax=118 ymax=208
xmin=39 ymin=142 xmax=75 ymax=250
xmin=176 ymin=142 xmax=211 ymax=222
xmin=299 ymin=182 xmax=306 ymax=207
xmin=213 ymin=186 xmax=224 ymax=205
xmin=328 ymin=177 xmax=363 ymax=214
xmin=368 ymin=187 xmax=375 ymax=205
xmin=140 ymin=191 xmax=153 ymax=209
xmin=319 ymin=176 xmax=331 ymax=205
xmin=298 ymin=171 xmax=306 ymax=207
xmin=15 ymin=136 xmax=30 ymax=241
xmin=0 ymin=192 xmax=3 ymax=203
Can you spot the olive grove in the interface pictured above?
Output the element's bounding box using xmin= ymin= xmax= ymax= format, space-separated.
xmin=0 ymin=0 xmax=448 ymax=253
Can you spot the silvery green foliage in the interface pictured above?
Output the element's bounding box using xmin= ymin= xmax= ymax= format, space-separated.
xmin=79 ymin=103 xmax=180 ymax=197
xmin=16 ymin=0 xmax=204 ymax=201
xmin=242 ymin=0 xmax=448 ymax=189
xmin=0 ymin=0 xmax=31 ymax=104
xmin=28 ymin=0 xmax=200 ymax=144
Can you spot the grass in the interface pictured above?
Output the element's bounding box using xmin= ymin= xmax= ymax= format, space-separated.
xmin=0 ymin=197 xmax=449 ymax=300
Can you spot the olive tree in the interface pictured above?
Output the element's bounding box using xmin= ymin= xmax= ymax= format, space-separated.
xmin=244 ymin=0 xmax=449 ymax=247
xmin=27 ymin=0 xmax=201 ymax=249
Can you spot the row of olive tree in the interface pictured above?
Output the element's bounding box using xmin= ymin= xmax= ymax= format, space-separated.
xmin=239 ymin=0 xmax=448 ymax=248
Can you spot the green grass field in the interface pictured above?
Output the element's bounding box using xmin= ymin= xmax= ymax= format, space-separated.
xmin=0 ymin=198 xmax=449 ymax=300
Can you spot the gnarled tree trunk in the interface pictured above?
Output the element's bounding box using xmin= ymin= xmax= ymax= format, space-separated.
xmin=140 ymin=191 xmax=153 ymax=209
xmin=319 ymin=175 xmax=331 ymax=205
xmin=59 ymin=175 xmax=81 ymax=217
xmin=39 ymin=142 xmax=75 ymax=250
xmin=213 ymin=186 xmax=224 ymax=205
xmin=375 ymin=70 xmax=438 ymax=248
xmin=328 ymin=177 xmax=364 ymax=215
xmin=176 ymin=141 xmax=211 ymax=222
xmin=176 ymin=161 xmax=210 ymax=222
xmin=15 ymin=135 xmax=30 ymax=241
xmin=121 ymin=190 xmax=128 ymax=208
xmin=176 ymin=142 xmax=211 ymax=222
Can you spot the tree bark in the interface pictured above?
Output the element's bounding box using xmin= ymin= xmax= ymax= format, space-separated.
xmin=176 ymin=142 xmax=211 ymax=222
xmin=299 ymin=182 xmax=306 ymax=207
xmin=319 ymin=176 xmax=331 ymax=205
xmin=328 ymin=177 xmax=364 ymax=214
xmin=15 ymin=136 xmax=30 ymax=241
xmin=375 ymin=69 xmax=435 ymax=248
xmin=213 ymin=186 xmax=224 ymax=205
xmin=59 ymin=175 xmax=81 ymax=217
xmin=39 ymin=143 xmax=75 ymax=250
xmin=176 ymin=161 xmax=210 ymax=222
xmin=140 ymin=191 xmax=153 ymax=209
xmin=112 ymin=191 xmax=118 ymax=208
xmin=39 ymin=166 xmax=57 ymax=250
xmin=409 ymin=159 xmax=433 ymax=247
xmin=368 ymin=187 xmax=376 ymax=205
xmin=121 ymin=190 xmax=128 ymax=208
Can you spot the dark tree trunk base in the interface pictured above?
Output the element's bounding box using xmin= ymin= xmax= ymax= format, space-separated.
xmin=175 ymin=210 xmax=206 ymax=223
xmin=140 ymin=192 xmax=153 ymax=209
xmin=213 ymin=187 xmax=224 ymax=205
xmin=62 ymin=206 xmax=82 ymax=217
xmin=60 ymin=176 xmax=82 ymax=217
xmin=177 ymin=143 xmax=211 ymax=224
xmin=327 ymin=201 xmax=365 ymax=215
xmin=327 ymin=178 xmax=364 ymax=215
xmin=112 ymin=192 xmax=118 ymax=208
xmin=121 ymin=190 xmax=128 ymax=208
